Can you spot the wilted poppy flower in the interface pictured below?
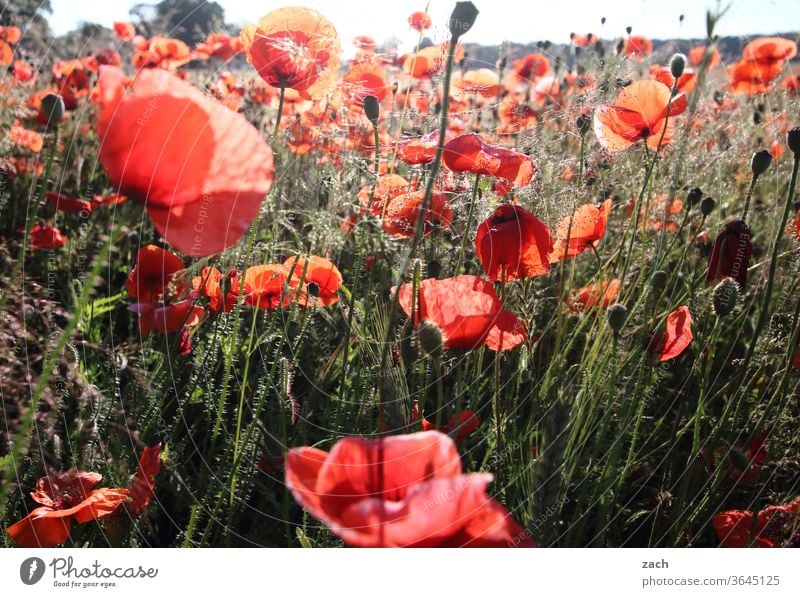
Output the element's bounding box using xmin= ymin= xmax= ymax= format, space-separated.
xmin=285 ymin=430 xmax=535 ymax=547
xmin=565 ymin=279 xmax=621 ymax=312
xmin=707 ymin=220 xmax=752 ymax=289
xmin=443 ymin=134 xmax=534 ymax=186
xmin=475 ymin=204 xmax=553 ymax=282
xmin=126 ymin=245 xmax=185 ymax=303
xmin=45 ymin=191 xmax=94 ymax=215
xmin=382 ymin=190 xmax=453 ymax=238
xmin=240 ymin=7 xmax=340 ymax=101
xmin=129 ymin=444 xmax=161 ymax=515
xmin=28 ymin=224 xmax=67 ymax=250
xmin=623 ymin=35 xmax=653 ymax=59
xmin=233 ymin=264 xmax=290 ymax=309
xmin=656 ymin=306 xmax=693 ymax=361
xmin=113 ymin=21 xmax=136 ymax=42
xmin=129 ymin=299 xmax=204 ymax=337
xmin=97 ymin=66 xmax=274 ymax=256
xmin=397 ymin=275 xmax=526 ymax=352
xmin=688 ymin=45 xmax=721 ymax=68
xmin=284 ymin=255 xmax=343 ymax=307
xmin=550 ymin=199 xmax=612 ymax=261
xmin=6 ymin=471 xmax=129 ymax=547
xmin=594 ymin=80 xmax=688 ymax=152
xmin=714 ymin=496 xmax=800 ymax=547
xmin=408 ymin=11 xmax=432 ymax=32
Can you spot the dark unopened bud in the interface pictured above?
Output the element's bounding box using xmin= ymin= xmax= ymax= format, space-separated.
xmin=700 ymin=196 xmax=716 ymax=216
xmin=669 ymin=53 xmax=686 ymax=79
xmin=416 ymin=320 xmax=444 ymax=356
xmin=712 ymin=277 xmax=738 ymax=317
xmin=686 ymin=187 xmax=703 ymax=207
xmin=426 ymin=259 xmax=442 ymax=279
xmin=362 ymin=95 xmax=380 ymax=126
xmin=601 ymin=17 xmax=606 ymax=25
xmin=39 ymin=93 xmax=65 ymax=127
xmin=576 ymin=113 xmax=591 ymax=136
xmin=449 ymin=2 xmax=479 ymax=40
xmin=625 ymin=26 xmax=632 ymax=35
xmin=751 ymin=149 xmax=772 ymax=178
xmin=607 ymin=303 xmax=628 ymax=334
xmin=652 ymin=270 xmax=668 ymax=292
xmin=787 ymin=127 xmax=800 ymax=156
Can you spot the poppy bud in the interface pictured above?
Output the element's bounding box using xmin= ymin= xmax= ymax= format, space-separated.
xmin=700 ymin=196 xmax=716 ymax=216
xmin=652 ymin=270 xmax=668 ymax=292
xmin=787 ymin=127 xmax=800 ymax=157
xmin=712 ymin=277 xmax=738 ymax=317
xmin=39 ymin=93 xmax=65 ymax=127
xmin=607 ymin=303 xmax=628 ymax=334
xmin=601 ymin=17 xmax=606 ymax=25
xmin=707 ymin=220 xmax=752 ymax=289
xmin=576 ymin=113 xmax=591 ymax=137
xmin=416 ymin=320 xmax=444 ymax=357
xmin=669 ymin=53 xmax=686 ymax=79
xmin=362 ymin=95 xmax=380 ymax=127
xmin=686 ymin=187 xmax=703 ymax=207
xmin=751 ymin=150 xmax=772 ymax=178
xmin=449 ymin=2 xmax=479 ymax=40
xmin=625 ymin=26 xmax=632 ymax=35
xmin=426 ymin=259 xmax=442 ymax=279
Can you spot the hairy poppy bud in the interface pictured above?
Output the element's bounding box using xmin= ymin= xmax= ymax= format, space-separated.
xmin=426 ymin=259 xmax=442 ymax=279
xmin=669 ymin=53 xmax=686 ymax=79
xmin=700 ymin=196 xmax=716 ymax=217
xmin=607 ymin=303 xmax=628 ymax=334
xmin=787 ymin=127 xmax=800 ymax=157
xmin=686 ymin=187 xmax=703 ymax=207
xmin=712 ymin=277 xmax=738 ymax=317
xmin=449 ymin=2 xmax=479 ymax=40
xmin=576 ymin=113 xmax=591 ymax=136
xmin=652 ymin=270 xmax=668 ymax=292
xmin=751 ymin=149 xmax=772 ymax=178
xmin=625 ymin=26 xmax=632 ymax=35
xmin=362 ymin=95 xmax=380 ymax=126
xmin=707 ymin=220 xmax=752 ymax=289
xmin=416 ymin=320 xmax=444 ymax=356
xmin=40 ymin=93 xmax=65 ymax=127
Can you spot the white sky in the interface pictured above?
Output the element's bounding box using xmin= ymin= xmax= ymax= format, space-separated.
xmin=49 ymin=0 xmax=799 ymax=56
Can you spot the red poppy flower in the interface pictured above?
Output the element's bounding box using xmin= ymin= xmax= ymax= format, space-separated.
xmin=284 ymin=255 xmax=343 ymax=307
xmin=192 ymin=266 xmax=237 ymax=313
xmin=396 ymin=131 xmax=448 ymax=165
xmin=285 ymin=430 xmax=534 ymax=547
xmin=707 ymin=220 xmax=752 ymax=289
xmin=443 ymin=134 xmax=534 ymax=187
xmin=129 ymin=444 xmax=161 ymax=515
xmin=132 ymin=36 xmax=192 ymax=70
xmin=6 ymin=471 xmax=129 ymax=547
xmin=417 ymin=408 xmax=481 ymax=443
xmin=403 ymin=42 xmax=465 ymax=79
xmin=342 ymin=62 xmax=390 ymax=105
xmin=408 ymin=11 xmax=432 ymax=32
xmin=688 ymin=45 xmax=721 ymax=68
xmin=233 ymin=264 xmax=290 ymax=309
xmin=126 ymin=245 xmax=185 ymax=303
xmin=594 ymin=81 xmax=688 ymax=152
xmin=649 ymin=64 xmax=697 ymax=93
xmin=475 ymin=204 xmax=552 ymax=282
xmin=512 ymin=53 xmax=550 ymax=80
xmin=13 ymin=60 xmax=34 ymax=82
xmin=113 ymin=21 xmax=136 ymax=42
xmin=458 ymin=69 xmax=502 ymax=97
xmin=45 ymin=191 xmax=94 ymax=215
xmin=92 ymin=193 xmax=127 ymax=206
xmin=742 ymin=37 xmax=797 ymax=64
xmin=240 ymin=7 xmax=340 ymax=101
xmin=0 ymin=39 xmax=12 ymax=66
xmin=97 ymin=66 xmax=274 ymax=256
xmin=9 ymin=125 xmax=44 ymax=152
xmin=0 ymin=25 xmax=21 ymax=44
xmin=28 ymin=224 xmax=67 ymax=250
xmin=727 ymin=60 xmax=784 ymax=94
xmin=623 ymin=35 xmax=653 ymax=60
xmin=382 ymin=190 xmax=453 ymax=238
xmin=658 ymin=306 xmax=693 ymax=361
xmin=565 ymin=279 xmax=621 ymax=312
xmin=359 ymin=174 xmax=412 ymax=217
xmin=397 ymin=275 xmax=526 ymax=352
xmin=194 ymin=32 xmax=243 ymax=61
xmin=128 ymin=299 xmax=204 ymax=338
xmin=550 ymin=199 xmax=612 ymax=262
xmin=714 ymin=496 xmax=800 ymax=547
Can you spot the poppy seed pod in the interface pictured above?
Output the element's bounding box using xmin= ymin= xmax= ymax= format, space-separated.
xmin=607 ymin=303 xmax=628 ymax=333
xmin=712 ymin=277 xmax=739 ymax=317
xmin=669 ymin=53 xmax=686 ymax=79
xmin=686 ymin=187 xmax=703 ymax=207
xmin=652 ymin=270 xmax=668 ymax=292
xmin=751 ymin=150 xmax=772 ymax=177
xmin=417 ymin=320 xmax=444 ymax=356
xmin=40 ymin=93 xmax=65 ymax=127
xmin=362 ymin=94 xmax=380 ymax=127
xmin=449 ymin=2 xmax=479 ymax=40
xmin=701 ymin=196 xmax=716 ymax=216
xmin=787 ymin=127 xmax=800 ymax=156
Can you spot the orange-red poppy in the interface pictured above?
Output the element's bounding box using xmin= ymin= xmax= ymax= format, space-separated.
xmin=443 ymin=134 xmax=534 ymax=186
xmin=397 ymin=275 xmax=526 ymax=352
xmin=382 ymin=190 xmax=453 ymax=238
xmin=113 ymin=21 xmax=136 ymax=42
xmin=284 ymin=255 xmax=343 ymax=307
xmin=0 ymin=25 xmax=21 ymax=44
xmin=742 ymin=36 xmax=797 ymax=63
xmin=649 ymin=64 xmax=697 ymax=93
xmin=97 ymin=66 xmax=274 ymax=256
xmin=0 ymin=39 xmax=12 ymax=66
xmin=570 ymin=33 xmax=594 ymax=48
xmin=403 ymin=42 xmax=464 ymax=79
xmin=240 ymin=7 xmax=340 ymax=101
xmin=359 ymin=173 xmax=412 ymax=216
xmin=194 ymin=32 xmax=243 ymax=61
xmin=6 ymin=471 xmax=129 ymax=547
xmin=191 ymin=266 xmax=237 ymax=313
xmin=414 ymin=404 xmax=481 ymax=443
xmin=129 ymin=444 xmax=161 ymax=516
xmin=28 ymin=224 xmax=66 ymax=250
xmin=129 ymin=299 xmax=204 ymax=337
xmin=458 ymin=69 xmax=502 ymax=97
xmin=475 ymin=204 xmax=553 ymax=282
xmin=512 ymin=53 xmax=550 ymax=80
xmin=623 ymin=35 xmax=652 ymax=60
xmin=408 ymin=11 xmax=432 ymax=32
xmin=126 ymin=245 xmax=185 ymax=303
xmin=12 ymin=59 xmax=33 ymax=82
xmin=45 ymin=191 xmax=94 ymax=215
xmin=594 ymin=80 xmax=688 ymax=152
xmin=565 ymin=279 xmax=621 ymax=312
xmin=9 ymin=124 xmax=44 ymax=152
xmin=132 ymin=36 xmax=192 ymax=70
xmin=688 ymin=45 xmax=721 ymax=68
xmin=727 ymin=60 xmax=784 ymax=94
xmin=341 ymin=62 xmax=390 ymax=106
xmin=714 ymin=496 xmax=800 ymax=547
xmin=550 ymin=199 xmax=612 ymax=262
xmin=707 ymin=220 xmax=752 ymax=289
xmin=658 ymin=306 xmax=693 ymax=361
xmin=233 ymin=264 xmax=290 ymax=309
xmin=285 ymin=431 xmax=535 ymax=547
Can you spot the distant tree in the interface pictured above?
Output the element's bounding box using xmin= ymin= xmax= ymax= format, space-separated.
xmin=130 ymin=0 xmax=225 ymax=45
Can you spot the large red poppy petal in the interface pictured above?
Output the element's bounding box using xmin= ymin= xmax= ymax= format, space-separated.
xmin=484 ymin=309 xmax=527 ymax=351
xmin=6 ymin=507 xmax=72 ymax=548
xmin=660 ymin=306 xmax=693 ymax=361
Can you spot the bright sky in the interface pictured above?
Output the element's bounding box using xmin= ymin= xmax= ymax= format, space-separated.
xmin=49 ymin=0 xmax=799 ymax=55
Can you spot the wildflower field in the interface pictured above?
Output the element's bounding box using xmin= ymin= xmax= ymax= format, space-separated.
xmin=1 ymin=1 xmax=800 ymax=549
